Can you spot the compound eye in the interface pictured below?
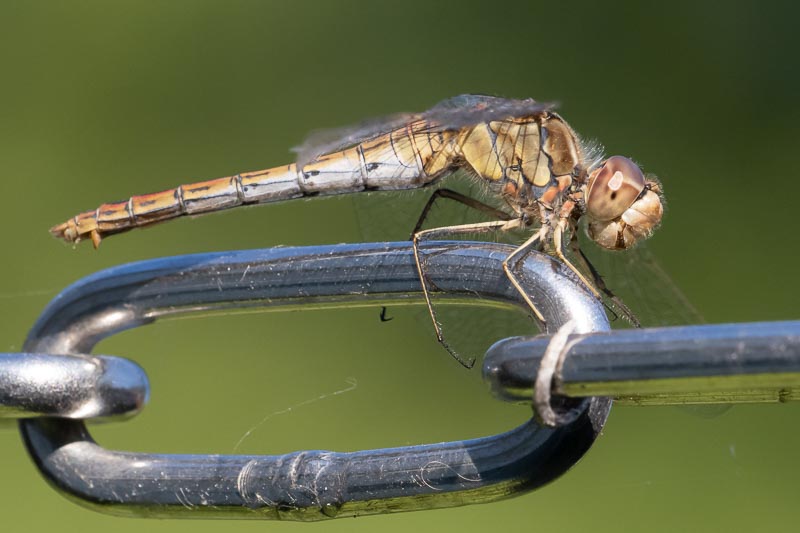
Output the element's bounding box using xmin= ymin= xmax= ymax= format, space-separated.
xmin=585 ymin=156 xmax=645 ymax=221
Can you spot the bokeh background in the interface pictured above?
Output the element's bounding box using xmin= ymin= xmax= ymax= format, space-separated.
xmin=1 ymin=1 xmax=799 ymax=532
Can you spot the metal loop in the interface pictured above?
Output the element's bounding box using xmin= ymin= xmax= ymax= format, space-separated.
xmin=0 ymin=352 xmax=148 ymax=423
xmin=20 ymin=241 xmax=610 ymax=520
xmin=484 ymin=320 xmax=800 ymax=406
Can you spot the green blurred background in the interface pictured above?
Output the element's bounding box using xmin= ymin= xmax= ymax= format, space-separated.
xmin=1 ymin=1 xmax=799 ymax=531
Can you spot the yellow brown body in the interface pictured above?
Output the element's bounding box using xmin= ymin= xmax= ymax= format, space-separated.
xmin=51 ymin=105 xmax=587 ymax=248
xmin=50 ymin=95 xmax=666 ymax=370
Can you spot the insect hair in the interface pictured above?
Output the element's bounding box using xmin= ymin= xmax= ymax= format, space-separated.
xmin=579 ymin=137 xmax=606 ymax=173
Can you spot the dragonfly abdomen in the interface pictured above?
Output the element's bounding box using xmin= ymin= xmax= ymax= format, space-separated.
xmin=49 ymin=165 xmax=307 ymax=247
xmin=302 ymin=123 xmax=457 ymax=192
xmin=50 ymin=124 xmax=457 ymax=247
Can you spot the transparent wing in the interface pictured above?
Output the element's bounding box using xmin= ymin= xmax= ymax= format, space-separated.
xmin=293 ymin=94 xmax=554 ymax=167
xmin=576 ymin=235 xmax=704 ymax=328
xmin=293 ymin=111 xmax=420 ymax=168
xmin=293 ymin=95 xmax=555 ymax=363
xmin=424 ymin=94 xmax=554 ymax=130
xmin=352 ymin=179 xmax=705 ymax=365
xmin=352 ymin=172 xmax=537 ymax=364
xmin=573 ymin=235 xmax=732 ymax=416
xmin=354 ymin=171 xmax=515 ymax=240
xmin=356 ymin=175 xmax=705 ymax=332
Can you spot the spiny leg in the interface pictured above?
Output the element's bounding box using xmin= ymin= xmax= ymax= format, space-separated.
xmin=381 ymin=188 xmax=513 ymax=319
xmin=410 ymin=188 xmax=513 ymax=239
xmin=382 ymin=187 xmax=513 ymax=362
xmin=549 ymin=201 xmax=603 ymax=301
xmin=501 ymin=226 xmax=549 ymax=325
xmin=501 ymin=202 xmax=605 ymax=332
xmin=413 ymin=218 xmax=522 ymax=368
xmin=404 ymin=187 xmax=511 ymax=300
xmin=567 ymin=231 xmax=642 ymax=327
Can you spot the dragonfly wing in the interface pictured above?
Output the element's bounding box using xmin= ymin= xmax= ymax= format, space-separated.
xmin=353 ymin=170 xmax=515 ymax=241
xmin=293 ymin=111 xmax=421 ymax=168
xmin=294 ymin=94 xmax=558 ymax=363
xmin=576 ymin=236 xmax=704 ymax=328
xmin=294 ymin=95 xmax=555 ymax=167
xmin=574 ymin=237 xmax=733 ymax=416
xmin=351 ymin=171 xmax=537 ymax=364
xmin=423 ymin=94 xmax=555 ymax=131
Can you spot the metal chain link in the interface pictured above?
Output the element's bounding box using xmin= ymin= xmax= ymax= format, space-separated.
xmin=0 ymin=353 xmax=147 ymax=423
xmin=4 ymin=241 xmax=799 ymax=520
xmin=15 ymin=241 xmax=611 ymax=520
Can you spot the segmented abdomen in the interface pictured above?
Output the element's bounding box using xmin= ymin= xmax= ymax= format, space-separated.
xmin=50 ymin=121 xmax=460 ymax=247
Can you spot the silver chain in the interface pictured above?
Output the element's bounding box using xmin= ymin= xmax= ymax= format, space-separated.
xmin=3 ymin=241 xmax=799 ymax=520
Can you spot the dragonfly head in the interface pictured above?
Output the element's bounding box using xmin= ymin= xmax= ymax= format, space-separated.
xmin=583 ymin=156 xmax=663 ymax=250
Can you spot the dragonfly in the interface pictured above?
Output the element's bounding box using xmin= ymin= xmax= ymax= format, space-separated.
xmin=51 ymin=95 xmax=664 ymax=367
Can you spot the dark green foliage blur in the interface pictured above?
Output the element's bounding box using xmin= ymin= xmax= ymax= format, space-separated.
xmin=1 ymin=1 xmax=798 ymax=532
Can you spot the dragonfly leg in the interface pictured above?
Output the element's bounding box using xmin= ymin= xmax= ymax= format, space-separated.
xmin=551 ymin=202 xmax=602 ymax=300
xmin=409 ymin=188 xmax=513 ymax=239
xmin=413 ymin=218 xmax=522 ymax=368
xmin=567 ymin=232 xmax=641 ymax=327
xmin=501 ymin=226 xmax=549 ymax=324
xmin=378 ymin=189 xmax=514 ymax=328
